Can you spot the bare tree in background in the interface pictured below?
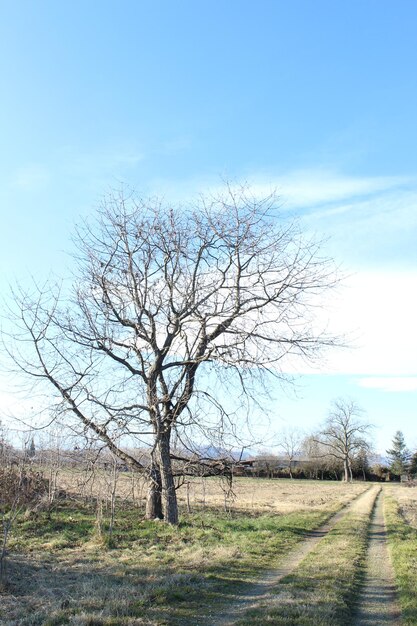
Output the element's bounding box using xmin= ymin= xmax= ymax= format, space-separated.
xmin=279 ymin=428 xmax=303 ymax=478
xmin=313 ymin=399 xmax=371 ymax=482
xmin=5 ymin=184 xmax=337 ymax=524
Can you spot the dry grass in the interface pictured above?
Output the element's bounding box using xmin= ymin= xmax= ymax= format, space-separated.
xmin=384 ymin=486 xmax=417 ymax=625
xmin=57 ymin=469 xmax=369 ymax=514
xmin=177 ymin=477 xmax=368 ymax=513
xmin=386 ymin=483 xmax=417 ymax=528
xmin=234 ymin=486 xmax=379 ymax=625
xmin=0 ymin=479 xmax=370 ymax=626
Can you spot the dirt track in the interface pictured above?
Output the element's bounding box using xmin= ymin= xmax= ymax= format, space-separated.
xmin=353 ymin=490 xmax=402 ymax=625
xmin=205 ymin=486 xmax=379 ymax=626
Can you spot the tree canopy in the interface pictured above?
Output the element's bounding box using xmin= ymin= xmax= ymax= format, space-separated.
xmin=386 ymin=430 xmax=411 ymax=477
xmin=313 ymin=398 xmax=371 ymax=482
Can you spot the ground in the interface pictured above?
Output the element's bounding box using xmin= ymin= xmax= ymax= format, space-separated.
xmin=1 ymin=477 xmax=416 ymax=625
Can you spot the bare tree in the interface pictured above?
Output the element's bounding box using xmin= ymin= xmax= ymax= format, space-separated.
xmin=301 ymin=436 xmax=338 ymax=479
xmin=5 ymin=185 xmax=337 ymax=523
xmin=279 ymin=428 xmax=303 ymax=478
xmin=313 ymin=399 xmax=371 ymax=482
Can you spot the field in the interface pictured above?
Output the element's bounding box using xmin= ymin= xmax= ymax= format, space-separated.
xmin=384 ymin=484 xmax=417 ymax=625
xmin=1 ymin=477 xmax=416 ymax=626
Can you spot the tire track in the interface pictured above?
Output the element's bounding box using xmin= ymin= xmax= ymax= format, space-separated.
xmin=204 ymin=485 xmax=379 ymax=626
xmin=353 ymin=489 xmax=402 ymax=625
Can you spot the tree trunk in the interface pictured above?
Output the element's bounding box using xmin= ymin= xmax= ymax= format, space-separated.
xmin=145 ymin=463 xmax=163 ymax=520
xmin=348 ymin=459 xmax=353 ymax=482
xmin=343 ymin=457 xmax=349 ymax=482
xmin=157 ymin=431 xmax=178 ymax=525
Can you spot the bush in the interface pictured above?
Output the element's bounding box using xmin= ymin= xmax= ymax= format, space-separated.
xmin=0 ymin=466 xmax=49 ymax=510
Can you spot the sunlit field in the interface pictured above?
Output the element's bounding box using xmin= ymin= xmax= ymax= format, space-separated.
xmin=56 ymin=469 xmax=369 ymax=514
xmin=387 ymin=482 xmax=417 ymax=528
xmin=1 ymin=478 xmax=369 ymax=626
xmin=384 ymin=484 xmax=417 ymax=625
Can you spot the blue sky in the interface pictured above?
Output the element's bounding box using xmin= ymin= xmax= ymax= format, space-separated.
xmin=1 ymin=0 xmax=416 ymax=453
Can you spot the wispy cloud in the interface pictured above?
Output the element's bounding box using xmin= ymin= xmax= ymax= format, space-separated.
xmin=270 ymin=169 xmax=411 ymax=209
xmin=147 ymin=168 xmax=414 ymax=213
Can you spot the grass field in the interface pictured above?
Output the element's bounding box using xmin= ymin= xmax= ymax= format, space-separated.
xmin=385 ymin=485 xmax=417 ymax=626
xmin=56 ymin=471 xmax=365 ymax=514
xmin=0 ymin=478 xmax=370 ymax=626
xmin=5 ymin=478 xmax=417 ymax=626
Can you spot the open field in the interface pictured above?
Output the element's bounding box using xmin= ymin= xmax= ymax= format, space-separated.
xmin=55 ymin=471 xmax=368 ymax=515
xmin=384 ymin=485 xmax=417 ymax=625
xmin=2 ymin=479 xmax=416 ymax=626
xmin=387 ymin=482 xmax=417 ymax=528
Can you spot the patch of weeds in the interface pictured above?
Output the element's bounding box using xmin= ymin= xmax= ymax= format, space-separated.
xmin=385 ymin=494 xmax=417 ymax=626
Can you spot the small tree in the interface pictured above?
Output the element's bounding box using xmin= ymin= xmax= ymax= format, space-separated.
xmin=0 ymin=422 xmax=12 ymax=465
xmin=28 ymin=437 xmax=36 ymax=459
xmin=409 ymin=451 xmax=417 ymax=478
xmin=254 ymin=451 xmax=280 ymax=479
xmin=279 ymin=428 xmax=303 ymax=479
xmin=0 ymin=465 xmax=49 ymax=584
xmin=313 ymin=399 xmax=371 ymax=482
xmin=386 ymin=431 xmax=411 ymax=478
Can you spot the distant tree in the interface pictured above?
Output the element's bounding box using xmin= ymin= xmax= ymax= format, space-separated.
xmin=313 ymin=399 xmax=371 ymax=482
xmin=254 ymin=452 xmax=280 ymax=479
xmin=0 ymin=422 xmax=14 ymax=466
xmin=370 ymin=463 xmax=390 ymax=482
xmin=409 ymin=451 xmax=417 ymax=478
xmin=351 ymin=445 xmax=371 ymax=480
xmin=279 ymin=428 xmax=303 ymax=479
xmin=386 ymin=431 xmax=411 ymax=477
xmin=28 ymin=437 xmax=36 ymax=459
xmin=301 ymin=435 xmax=341 ymax=480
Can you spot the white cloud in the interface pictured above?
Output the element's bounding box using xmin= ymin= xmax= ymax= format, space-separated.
xmin=146 ymin=168 xmax=414 ymax=218
xmin=306 ymin=270 xmax=417 ymax=377
xmin=141 ymin=170 xmax=417 ymax=379
xmin=357 ymin=377 xmax=417 ymax=392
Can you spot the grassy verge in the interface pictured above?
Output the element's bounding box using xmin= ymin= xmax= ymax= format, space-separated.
xmin=1 ymin=491 xmax=361 ymax=626
xmin=235 ymin=487 xmax=378 ymax=626
xmin=384 ymin=494 xmax=417 ymax=626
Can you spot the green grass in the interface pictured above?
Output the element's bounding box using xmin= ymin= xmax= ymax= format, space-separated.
xmin=384 ymin=494 xmax=417 ymax=626
xmin=2 ymin=496 xmax=350 ymax=626
xmin=235 ymin=490 xmax=376 ymax=625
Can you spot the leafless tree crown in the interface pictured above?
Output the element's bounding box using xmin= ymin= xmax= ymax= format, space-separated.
xmin=5 ymin=185 xmax=338 ymax=521
xmin=313 ymin=398 xmax=371 ymax=482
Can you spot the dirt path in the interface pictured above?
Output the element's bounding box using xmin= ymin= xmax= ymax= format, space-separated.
xmin=353 ymin=489 xmax=402 ymax=625
xmin=204 ymin=485 xmax=379 ymax=626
